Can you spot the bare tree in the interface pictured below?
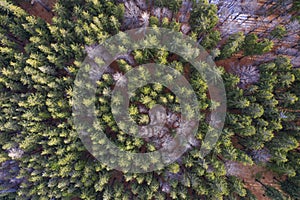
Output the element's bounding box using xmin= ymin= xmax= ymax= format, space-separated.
xmin=286 ymin=20 xmax=300 ymax=34
xmin=250 ymin=148 xmax=271 ymax=163
xmin=230 ymin=64 xmax=260 ymax=89
xmin=123 ymin=0 xmax=150 ymax=29
xmin=291 ymin=56 xmax=300 ymax=68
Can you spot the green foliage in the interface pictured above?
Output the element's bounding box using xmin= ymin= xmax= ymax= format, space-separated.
xmin=281 ymin=177 xmax=300 ymax=199
xmin=270 ymin=25 xmax=287 ymax=39
xmin=219 ymin=32 xmax=245 ymax=59
xmin=264 ymin=185 xmax=285 ymax=200
xmin=201 ymin=30 xmax=221 ymax=49
xmin=153 ymin=0 xmax=182 ymax=12
xmin=0 ymin=0 xmax=299 ymax=200
xmin=190 ymin=1 xmax=219 ymax=40
xmin=241 ymin=189 xmax=258 ymax=200
xmin=243 ymin=34 xmax=274 ymax=56
xmin=227 ymin=176 xmax=247 ymax=197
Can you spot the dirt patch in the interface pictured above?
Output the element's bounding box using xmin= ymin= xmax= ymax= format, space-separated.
xmin=13 ymin=0 xmax=56 ymax=23
xmin=226 ymin=161 xmax=286 ymax=199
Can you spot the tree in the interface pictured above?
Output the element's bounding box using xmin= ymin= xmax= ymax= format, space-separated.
xmin=201 ymin=30 xmax=221 ymax=49
xmin=218 ymin=32 xmax=245 ymax=59
xmin=270 ymin=25 xmax=287 ymax=39
xmin=281 ymin=178 xmax=300 ymax=199
xmin=153 ymin=0 xmax=182 ymax=12
xmin=243 ymin=34 xmax=274 ymax=56
xmin=230 ymin=65 xmax=260 ymax=89
xmin=277 ymin=92 xmax=298 ymax=107
xmin=189 ymin=1 xmax=219 ymax=40
xmin=227 ymin=176 xmax=247 ymax=197
xmin=240 ymin=188 xmax=257 ymax=200
xmin=255 ymin=179 xmax=285 ymax=200
xmin=244 ymin=103 xmax=264 ymax=119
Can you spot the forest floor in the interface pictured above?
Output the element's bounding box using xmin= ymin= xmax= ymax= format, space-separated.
xmin=15 ymin=0 xmax=293 ymax=199
xmin=14 ymin=0 xmax=55 ymax=23
xmin=226 ymin=160 xmax=285 ymax=199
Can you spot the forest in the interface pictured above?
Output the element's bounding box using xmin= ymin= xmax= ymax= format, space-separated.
xmin=0 ymin=0 xmax=300 ymax=199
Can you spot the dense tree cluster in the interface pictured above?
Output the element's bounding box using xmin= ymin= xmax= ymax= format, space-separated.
xmin=0 ymin=0 xmax=299 ymax=199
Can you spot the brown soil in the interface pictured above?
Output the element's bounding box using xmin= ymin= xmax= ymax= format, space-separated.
xmin=14 ymin=0 xmax=56 ymax=23
xmin=229 ymin=133 xmax=286 ymax=199
xmin=216 ymin=55 xmax=257 ymax=72
xmin=227 ymin=161 xmax=286 ymax=200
